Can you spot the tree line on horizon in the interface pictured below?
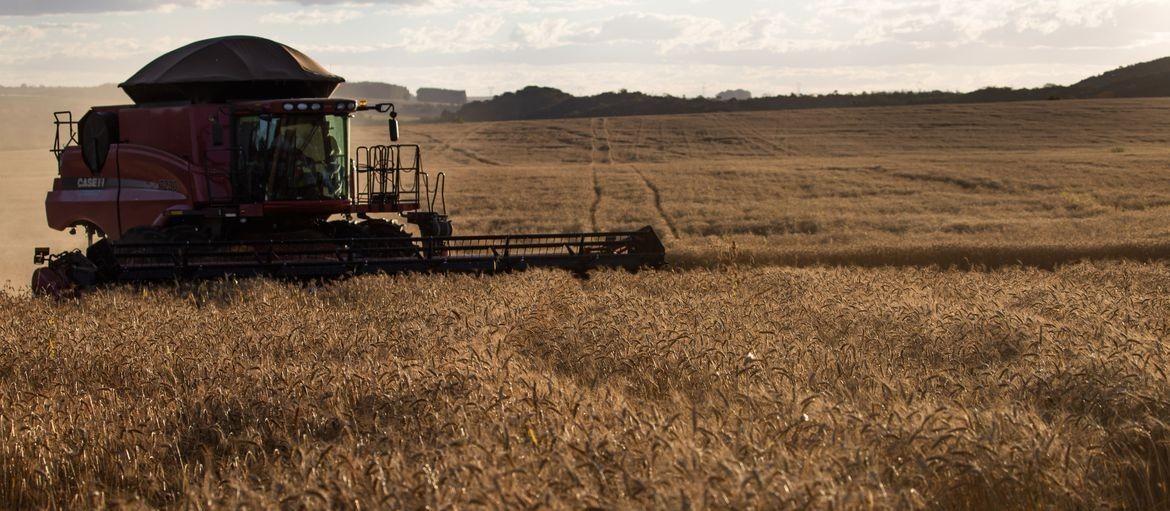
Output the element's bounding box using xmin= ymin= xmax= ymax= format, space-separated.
xmin=443 ymin=56 xmax=1170 ymax=122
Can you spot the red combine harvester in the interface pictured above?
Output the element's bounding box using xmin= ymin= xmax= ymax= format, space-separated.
xmin=33 ymin=36 xmax=664 ymax=293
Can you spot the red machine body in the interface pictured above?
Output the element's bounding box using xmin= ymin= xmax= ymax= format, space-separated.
xmin=48 ymin=99 xmax=425 ymax=242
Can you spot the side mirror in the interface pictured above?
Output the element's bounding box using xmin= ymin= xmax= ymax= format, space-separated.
xmin=388 ymin=117 xmax=400 ymax=142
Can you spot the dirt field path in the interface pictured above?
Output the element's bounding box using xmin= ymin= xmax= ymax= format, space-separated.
xmin=630 ymin=164 xmax=679 ymax=239
xmin=630 ymin=118 xmax=645 ymax=162
xmin=741 ymin=119 xmax=789 ymax=157
xmin=416 ymin=124 xmax=501 ymax=166
xmin=588 ymin=118 xmax=605 ymax=231
xmin=586 ymin=117 xmax=681 ymax=237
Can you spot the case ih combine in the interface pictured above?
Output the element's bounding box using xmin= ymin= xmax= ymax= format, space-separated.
xmin=33 ymin=36 xmax=664 ymax=293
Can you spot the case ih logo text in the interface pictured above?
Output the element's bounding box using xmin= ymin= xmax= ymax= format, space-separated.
xmin=77 ymin=178 xmax=106 ymax=189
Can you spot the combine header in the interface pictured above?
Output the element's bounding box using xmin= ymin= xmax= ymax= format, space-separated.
xmin=33 ymin=36 xmax=664 ymax=293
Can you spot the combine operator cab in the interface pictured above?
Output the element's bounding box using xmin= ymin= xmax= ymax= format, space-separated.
xmin=233 ymin=100 xmax=446 ymax=228
xmin=233 ymin=108 xmax=351 ymax=202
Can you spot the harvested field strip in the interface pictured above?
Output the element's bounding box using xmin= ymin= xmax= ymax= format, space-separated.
xmin=670 ymin=239 xmax=1170 ymax=270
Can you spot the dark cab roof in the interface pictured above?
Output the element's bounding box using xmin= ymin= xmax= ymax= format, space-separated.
xmin=119 ymin=35 xmax=344 ymax=104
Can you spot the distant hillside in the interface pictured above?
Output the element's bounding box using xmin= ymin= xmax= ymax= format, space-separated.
xmin=449 ymin=57 xmax=1170 ymax=122
xmin=1068 ymin=57 xmax=1170 ymax=98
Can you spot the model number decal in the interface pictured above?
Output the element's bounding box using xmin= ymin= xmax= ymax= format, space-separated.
xmin=77 ymin=177 xmax=106 ymax=189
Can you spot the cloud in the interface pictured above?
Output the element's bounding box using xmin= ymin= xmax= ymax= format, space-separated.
xmin=596 ymin=13 xmax=688 ymax=43
xmin=0 ymin=21 xmax=101 ymax=44
xmin=0 ymin=24 xmax=46 ymax=42
xmin=0 ymin=0 xmax=419 ymax=16
xmin=0 ymin=0 xmax=210 ymax=16
xmin=289 ymin=0 xmax=422 ymax=3
xmin=0 ymin=0 xmax=616 ymax=17
xmin=381 ymin=0 xmax=631 ymax=16
xmin=2 ymin=0 xmax=1167 ymax=98
xmin=0 ymin=34 xmax=182 ymax=67
xmin=505 ymin=12 xmax=823 ymax=54
xmin=559 ymin=1 xmax=1170 ymax=57
xmin=809 ymin=0 xmax=1162 ymax=49
xmin=394 ymin=14 xmax=507 ymax=52
xmin=510 ymin=18 xmax=595 ymax=49
xmin=295 ymin=43 xmax=386 ymax=54
xmin=260 ymin=8 xmax=362 ymax=24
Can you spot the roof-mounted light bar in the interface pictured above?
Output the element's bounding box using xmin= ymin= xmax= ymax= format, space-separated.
xmin=273 ymin=100 xmax=356 ymax=113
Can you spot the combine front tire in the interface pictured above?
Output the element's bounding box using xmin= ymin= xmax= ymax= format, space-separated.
xmin=360 ymin=219 xmax=416 ymax=257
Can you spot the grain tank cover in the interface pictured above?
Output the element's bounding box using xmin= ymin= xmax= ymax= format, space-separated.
xmin=119 ymin=35 xmax=344 ymax=104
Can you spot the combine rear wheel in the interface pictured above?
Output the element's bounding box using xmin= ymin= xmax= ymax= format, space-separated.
xmin=359 ymin=218 xmax=407 ymax=237
xmin=164 ymin=224 xmax=211 ymax=243
xmin=122 ymin=226 xmax=166 ymax=242
xmin=358 ymin=219 xmax=416 ymax=257
xmin=87 ymin=240 xmax=119 ymax=282
xmin=324 ymin=220 xmax=366 ymax=240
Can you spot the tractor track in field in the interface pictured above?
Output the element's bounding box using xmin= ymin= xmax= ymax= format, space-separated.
xmin=426 ymin=126 xmax=499 ymax=166
xmin=416 ymin=132 xmax=442 ymax=144
xmin=657 ymin=121 xmax=688 ymax=159
xmin=588 ymin=118 xmax=603 ymax=231
xmin=598 ymin=117 xmax=614 ymax=164
xmin=608 ymin=118 xmax=678 ymax=239
xmin=631 ymin=118 xmax=645 ymax=161
xmin=729 ymin=121 xmax=783 ymax=157
xmin=680 ymin=122 xmax=697 ymax=159
xmin=418 ymin=131 xmax=457 ymax=162
xmin=448 ymin=126 xmax=502 ymax=166
xmin=452 ymin=147 xmax=501 ymax=166
xmin=421 ymin=131 xmax=453 ymax=154
xmin=591 ymin=117 xmax=677 ymax=238
xmin=589 ymin=166 xmax=601 ymax=231
xmin=631 ymin=164 xmax=679 ymax=240
xmin=747 ymin=121 xmax=791 ymax=156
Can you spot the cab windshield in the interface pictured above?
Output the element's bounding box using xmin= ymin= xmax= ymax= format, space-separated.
xmin=234 ymin=114 xmax=349 ymax=201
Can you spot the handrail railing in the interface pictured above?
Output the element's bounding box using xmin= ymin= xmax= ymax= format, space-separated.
xmin=353 ymin=144 xmax=424 ymax=212
xmin=51 ymin=111 xmax=77 ymax=167
xmin=421 ymin=171 xmax=447 ymax=215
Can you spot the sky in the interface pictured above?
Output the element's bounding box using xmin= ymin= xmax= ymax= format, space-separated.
xmin=1 ymin=0 xmax=1169 ymax=98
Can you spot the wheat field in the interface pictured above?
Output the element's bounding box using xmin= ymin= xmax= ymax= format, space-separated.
xmin=3 ymin=264 xmax=1170 ymax=508
xmin=2 ymin=98 xmax=1170 ymax=508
